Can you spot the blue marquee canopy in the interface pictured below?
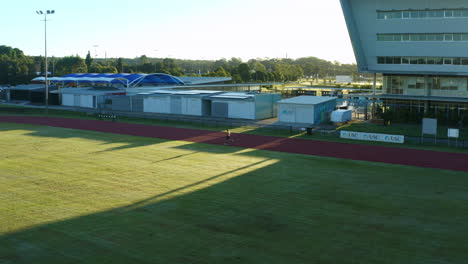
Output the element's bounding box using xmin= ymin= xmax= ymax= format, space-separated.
xmin=40 ymin=73 xmax=186 ymax=87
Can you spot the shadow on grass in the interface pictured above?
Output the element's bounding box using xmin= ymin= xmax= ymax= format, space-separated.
xmin=1 ymin=144 xmax=468 ymax=263
xmin=0 ymin=122 xmax=166 ymax=153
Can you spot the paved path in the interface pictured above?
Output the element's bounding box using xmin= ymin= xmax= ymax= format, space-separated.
xmin=1 ymin=116 xmax=468 ymax=172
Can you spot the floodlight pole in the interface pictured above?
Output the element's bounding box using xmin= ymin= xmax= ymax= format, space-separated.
xmin=37 ymin=10 xmax=54 ymax=116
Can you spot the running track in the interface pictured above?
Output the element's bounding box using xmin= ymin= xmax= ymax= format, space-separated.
xmin=1 ymin=116 xmax=468 ymax=172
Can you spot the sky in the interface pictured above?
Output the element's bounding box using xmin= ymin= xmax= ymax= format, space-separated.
xmin=1 ymin=0 xmax=356 ymax=64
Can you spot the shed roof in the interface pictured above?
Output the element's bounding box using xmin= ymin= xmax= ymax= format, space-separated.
xmin=9 ymin=84 xmax=45 ymax=91
xmin=209 ymin=92 xmax=255 ymax=100
xmin=278 ymin=96 xmax=337 ymax=105
xmin=140 ymin=90 xmax=222 ymax=96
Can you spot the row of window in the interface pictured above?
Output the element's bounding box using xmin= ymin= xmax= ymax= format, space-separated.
xmin=377 ymin=57 xmax=468 ymax=65
xmin=385 ymin=76 xmax=468 ymax=92
xmin=378 ymin=9 xmax=468 ymax=20
xmin=377 ymin=33 xmax=468 ymax=42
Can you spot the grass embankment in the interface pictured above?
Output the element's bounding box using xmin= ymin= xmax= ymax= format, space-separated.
xmin=1 ymin=123 xmax=468 ymax=263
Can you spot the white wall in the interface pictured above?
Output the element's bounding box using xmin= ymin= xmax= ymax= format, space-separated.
xmin=182 ymin=97 xmax=202 ymax=116
xmin=144 ymin=96 xmax=170 ymax=113
xmin=228 ymin=101 xmax=255 ymax=119
xmin=62 ymin=94 xmax=74 ymax=106
xmin=80 ymin=95 xmax=94 ymax=108
xmin=278 ymin=103 xmax=314 ymax=124
xmin=278 ymin=104 xmax=295 ymax=123
xmin=295 ymin=106 xmax=314 ymax=124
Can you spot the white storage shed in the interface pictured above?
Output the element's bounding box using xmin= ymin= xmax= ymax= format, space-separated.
xmin=331 ymin=109 xmax=353 ymax=123
xmin=278 ymin=96 xmax=337 ymax=125
xmin=59 ymin=88 xmax=125 ymax=109
xmin=142 ymin=90 xmax=221 ymax=116
xmin=208 ymin=93 xmax=281 ymax=120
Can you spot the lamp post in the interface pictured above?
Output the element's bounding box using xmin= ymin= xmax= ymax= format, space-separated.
xmin=36 ymin=10 xmax=55 ymax=116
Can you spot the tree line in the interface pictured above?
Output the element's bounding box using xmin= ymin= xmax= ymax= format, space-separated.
xmin=0 ymin=45 xmax=367 ymax=85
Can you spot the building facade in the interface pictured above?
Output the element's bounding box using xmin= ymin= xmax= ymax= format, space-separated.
xmin=340 ymin=0 xmax=468 ymax=123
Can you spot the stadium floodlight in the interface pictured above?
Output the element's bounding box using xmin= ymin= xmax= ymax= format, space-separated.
xmin=36 ymin=9 xmax=55 ymax=116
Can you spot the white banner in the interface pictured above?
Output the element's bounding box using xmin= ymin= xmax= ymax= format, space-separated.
xmin=448 ymin=128 xmax=459 ymax=138
xmin=340 ymin=131 xmax=405 ymax=144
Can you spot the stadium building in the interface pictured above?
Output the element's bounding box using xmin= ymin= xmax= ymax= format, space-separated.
xmin=340 ymin=0 xmax=468 ymax=123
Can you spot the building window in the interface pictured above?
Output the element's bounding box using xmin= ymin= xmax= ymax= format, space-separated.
xmin=377 ymin=56 xmax=468 ymax=65
xmin=378 ymin=8 xmax=468 ymax=20
xmin=377 ymin=33 xmax=468 ymax=42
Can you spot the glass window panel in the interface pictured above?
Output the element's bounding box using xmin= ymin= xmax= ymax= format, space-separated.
xmin=418 ymin=34 xmax=427 ymax=41
xmin=410 ymin=34 xmax=419 ymax=41
xmin=419 ymin=11 xmax=427 ymax=18
xmin=462 ymin=34 xmax=468 ymax=41
xmin=444 ymin=58 xmax=453 ymax=64
xmin=385 ymin=57 xmax=394 ymax=64
xmin=453 ymin=58 xmax=461 ymax=65
xmin=378 ymin=13 xmax=385 ymax=19
xmin=428 ymin=10 xmax=442 ymax=17
xmin=418 ymin=58 xmax=427 ymax=64
xmin=445 ymin=34 xmax=453 ymax=41
xmin=416 ymin=78 xmax=425 ymax=89
xmin=453 ymin=34 xmax=462 ymax=41
xmin=393 ymin=34 xmax=402 ymax=41
xmin=402 ymin=11 xmax=410 ymax=18
xmin=462 ymin=58 xmax=468 ymax=65
xmin=435 ymin=57 xmax=443 ymax=65
xmin=377 ymin=35 xmax=385 ymax=41
xmin=393 ymin=57 xmax=402 ymax=64
xmin=402 ymin=57 xmax=410 ymax=64
xmin=411 ymin=11 xmax=419 ymax=18
xmin=435 ymin=10 xmax=445 ymax=17
xmin=391 ymin=12 xmax=399 ymax=19
xmin=427 ymin=57 xmax=436 ymax=64
xmin=407 ymin=78 xmax=416 ymax=88
xmin=435 ymin=34 xmax=444 ymax=41
xmin=377 ymin=57 xmax=385 ymax=64
xmin=384 ymin=35 xmax=394 ymax=41
xmin=410 ymin=57 xmax=418 ymax=64
xmin=426 ymin=34 xmax=436 ymax=41
xmin=445 ymin=10 xmax=454 ymax=17
xmin=463 ymin=10 xmax=468 ymax=17
xmin=453 ymin=10 xmax=463 ymax=17
xmin=402 ymin=34 xmax=410 ymax=41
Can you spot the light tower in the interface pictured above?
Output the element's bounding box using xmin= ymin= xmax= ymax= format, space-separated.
xmin=36 ymin=10 xmax=55 ymax=116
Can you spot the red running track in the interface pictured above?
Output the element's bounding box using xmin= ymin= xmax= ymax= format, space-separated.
xmin=1 ymin=116 xmax=468 ymax=172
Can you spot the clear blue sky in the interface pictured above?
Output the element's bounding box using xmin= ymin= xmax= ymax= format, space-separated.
xmin=2 ymin=0 xmax=356 ymax=64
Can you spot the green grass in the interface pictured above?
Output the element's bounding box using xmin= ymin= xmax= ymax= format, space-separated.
xmin=1 ymin=123 xmax=468 ymax=264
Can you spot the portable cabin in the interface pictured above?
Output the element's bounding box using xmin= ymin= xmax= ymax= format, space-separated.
xmin=277 ymin=96 xmax=337 ymax=125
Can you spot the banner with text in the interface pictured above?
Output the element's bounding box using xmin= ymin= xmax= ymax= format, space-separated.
xmin=340 ymin=131 xmax=405 ymax=144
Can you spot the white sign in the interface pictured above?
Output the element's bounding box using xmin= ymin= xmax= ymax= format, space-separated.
xmin=340 ymin=131 xmax=405 ymax=144
xmin=336 ymin=75 xmax=353 ymax=84
xmin=422 ymin=118 xmax=437 ymax=136
xmin=448 ymin=128 xmax=459 ymax=138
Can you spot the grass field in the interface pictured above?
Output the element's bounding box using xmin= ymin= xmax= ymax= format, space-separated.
xmin=1 ymin=122 xmax=468 ymax=264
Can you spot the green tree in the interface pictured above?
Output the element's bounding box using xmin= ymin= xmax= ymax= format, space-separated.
xmin=116 ymin=58 xmax=123 ymax=73
xmin=237 ymin=63 xmax=251 ymax=82
xmin=55 ymin=56 xmax=87 ymax=76
xmin=0 ymin=45 xmax=35 ymax=85
xmin=85 ymin=51 xmax=93 ymax=72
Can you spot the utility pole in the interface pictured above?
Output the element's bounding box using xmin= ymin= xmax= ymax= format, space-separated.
xmin=36 ymin=10 xmax=55 ymax=116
